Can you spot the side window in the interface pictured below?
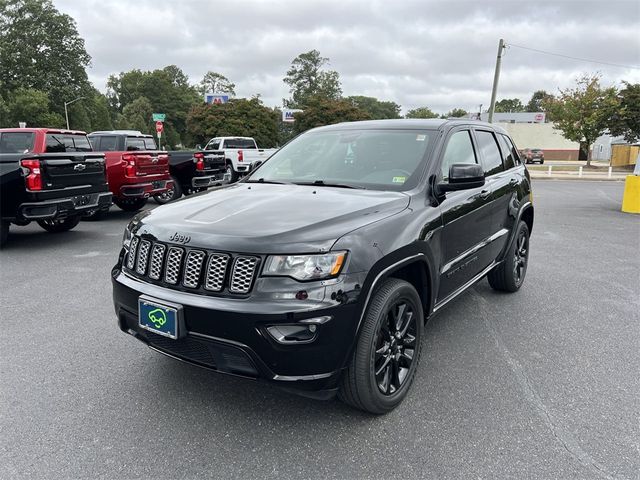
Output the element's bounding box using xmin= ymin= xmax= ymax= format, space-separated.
xmin=99 ymin=136 xmax=118 ymax=151
xmin=497 ymin=134 xmax=516 ymax=170
xmin=440 ymin=130 xmax=477 ymax=180
xmin=211 ymin=140 xmax=221 ymax=150
xmin=475 ymin=130 xmax=504 ymax=176
xmin=503 ymin=135 xmax=522 ymax=165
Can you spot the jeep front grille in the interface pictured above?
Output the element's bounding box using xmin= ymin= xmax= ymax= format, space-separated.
xmin=124 ymin=238 xmax=259 ymax=295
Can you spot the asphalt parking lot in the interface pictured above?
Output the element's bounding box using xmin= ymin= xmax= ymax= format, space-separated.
xmin=1 ymin=180 xmax=638 ymax=479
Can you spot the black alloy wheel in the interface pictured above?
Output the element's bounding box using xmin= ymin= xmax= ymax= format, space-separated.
xmin=339 ymin=278 xmax=424 ymax=414
xmin=487 ymin=220 xmax=530 ymax=292
xmin=512 ymin=227 xmax=529 ymax=288
xmin=373 ymin=300 xmax=418 ymax=395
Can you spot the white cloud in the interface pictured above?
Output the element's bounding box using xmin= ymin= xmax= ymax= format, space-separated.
xmin=54 ymin=0 xmax=640 ymax=114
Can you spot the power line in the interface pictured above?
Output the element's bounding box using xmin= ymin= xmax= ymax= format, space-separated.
xmin=506 ymin=43 xmax=640 ymax=70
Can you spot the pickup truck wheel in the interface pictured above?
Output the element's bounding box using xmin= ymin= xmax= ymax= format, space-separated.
xmin=226 ymin=164 xmax=239 ymax=183
xmin=114 ymin=198 xmax=148 ymax=212
xmin=37 ymin=216 xmax=81 ymax=233
xmin=154 ymin=176 xmax=182 ymax=204
xmin=338 ymin=278 xmax=423 ymax=414
xmin=1 ymin=221 xmax=9 ymax=247
xmin=488 ymin=220 xmax=530 ymax=292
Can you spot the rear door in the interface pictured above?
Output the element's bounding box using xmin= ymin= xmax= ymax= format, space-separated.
xmin=40 ymin=133 xmax=106 ymax=189
xmin=437 ymin=128 xmax=495 ymax=302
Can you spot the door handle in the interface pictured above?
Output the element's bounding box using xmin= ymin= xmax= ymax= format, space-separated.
xmin=480 ymin=189 xmax=491 ymax=199
xmin=509 ymin=178 xmax=518 ymax=186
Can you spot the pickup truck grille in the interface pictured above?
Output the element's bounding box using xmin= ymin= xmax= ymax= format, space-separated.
xmin=124 ymin=238 xmax=259 ymax=295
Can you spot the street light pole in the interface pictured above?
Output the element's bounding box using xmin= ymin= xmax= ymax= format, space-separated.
xmin=64 ymin=96 xmax=85 ymax=130
xmin=488 ymin=38 xmax=506 ymax=124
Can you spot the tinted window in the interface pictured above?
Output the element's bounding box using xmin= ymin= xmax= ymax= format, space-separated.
xmin=475 ymin=130 xmax=503 ymax=176
xmin=440 ymin=130 xmax=477 ymax=180
xmin=497 ymin=134 xmax=516 ymax=170
xmin=249 ymin=129 xmax=434 ymax=191
xmin=45 ymin=133 xmax=92 ymax=152
xmin=209 ymin=140 xmax=221 ymax=150
xmin=92 ymin=136 xmax=118 ymax=151
xmin=125 ymin=137 xmax=156 ymax=151
xmin=224 ymin=138 xmax=256 ymax=149
xmin=0 ymin=132 xmax=35 ymax=153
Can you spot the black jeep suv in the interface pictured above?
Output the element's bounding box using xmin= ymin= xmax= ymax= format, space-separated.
xmin=112 ymin=119 xmax=533 ymax=414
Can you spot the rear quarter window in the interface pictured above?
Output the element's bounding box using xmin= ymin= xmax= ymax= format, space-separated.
xmin=0 ymin=132 xmax=35 ymax=153
xmin=475 ymin=130 xmax=504 ymax=176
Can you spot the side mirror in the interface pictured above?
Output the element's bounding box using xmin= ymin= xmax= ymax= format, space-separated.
xmin=438 ymin=163 xmax=485 ymax=193
xmin=250 ymin=160 xmax=263 ymax=171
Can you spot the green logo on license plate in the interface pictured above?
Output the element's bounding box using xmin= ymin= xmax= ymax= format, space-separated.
xmin=148 ymin=308 xmax=167 ymax=328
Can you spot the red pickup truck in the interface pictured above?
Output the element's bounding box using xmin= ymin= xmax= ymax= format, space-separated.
xmin=0 ymin=128 xmax=112 ymax=246
xmin=87 ymin=131 xmax=173 ymax=213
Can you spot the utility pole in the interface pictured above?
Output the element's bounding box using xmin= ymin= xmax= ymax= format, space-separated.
xmin=64 ymin=96 xmax=85 ymax=130
xmin=488 ymin=38 xmax=506 ymax=123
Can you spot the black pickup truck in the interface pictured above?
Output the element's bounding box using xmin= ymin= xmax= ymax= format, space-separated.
xmin=154 ymin=150 xmax=227 ymax=204
xmin=112 ymin=119 xmax=533 ymax=414
xmin=0 ymin=128 xmax=112 ymax=246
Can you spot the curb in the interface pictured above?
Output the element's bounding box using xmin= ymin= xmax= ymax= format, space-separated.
xmin=529 ymin=174 xmax=626 ymax=182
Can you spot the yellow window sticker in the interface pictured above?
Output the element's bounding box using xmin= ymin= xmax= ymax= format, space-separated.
xmin=392 ymin=176 xmax=407 ymax=184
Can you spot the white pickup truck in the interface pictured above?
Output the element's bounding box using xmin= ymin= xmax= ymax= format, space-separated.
xmin=200 ymin=137 xmax=278 ymax=182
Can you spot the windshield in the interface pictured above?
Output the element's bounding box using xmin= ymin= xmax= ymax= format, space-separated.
xmin=247 ymin=129 xmax=435 ymax=190
xmin=0 ymin=132 xmax=35 ymax=153
xmin=45 ymin=133 xmax=92 ymax=152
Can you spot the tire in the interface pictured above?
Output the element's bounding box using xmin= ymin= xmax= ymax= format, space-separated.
xmin=37 ymin=216 xmax=81 ymax=233
xmin=539 ymin=159 xmax=544 ymax=164
xmin=226 ymin=163 xmax=239 ymax=183
xmin=114 ymin=197 xmax=148 ymax=212
xmin=154 ymin=176 xmax=182 ymax=205
xmin=338 ymin=278 xmax=424 ymax=414
xmin=488 ymin=220 xmax=530 ymax=292
xmin=0 ymin=221 xmax=9 ymax=247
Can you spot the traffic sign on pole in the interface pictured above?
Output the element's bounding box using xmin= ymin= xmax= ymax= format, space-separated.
xmin=156 ymin=121 xmax=164 ymax=133
xmin=152 ymin=113 xmax=166 ymax=122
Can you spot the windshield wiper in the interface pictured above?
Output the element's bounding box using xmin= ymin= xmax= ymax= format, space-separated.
xmin=295 ymin=180 xmax=365 ymax=190
xmin=245 ymin=178 xmax=291 ymax=185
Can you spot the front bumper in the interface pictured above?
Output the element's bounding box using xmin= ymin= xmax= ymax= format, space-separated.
xmin=112 ymin=268 xmax=361 ymax=398
xmin=18 ymin=192 xmax=112 ymax=220
xmin=120 ymin=180 xmax=173 ymax=198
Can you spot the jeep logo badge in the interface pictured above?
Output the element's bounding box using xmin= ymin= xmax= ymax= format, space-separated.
xmin=169 ymin=232 xmax=191 ymax=244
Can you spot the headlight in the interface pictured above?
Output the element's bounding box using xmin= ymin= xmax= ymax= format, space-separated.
xmin=122 ymin=222 xmax=133 ymax=248
xmin=262 ymin=251 xmax=347 ymax=281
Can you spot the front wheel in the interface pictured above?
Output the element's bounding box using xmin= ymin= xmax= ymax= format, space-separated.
xmin=37 ymin=216 xmax=81 ymax=233
xmin=488 ymin=220 xmax=530 ymax=292
xmin=154 ymin=176 xmax=182 ymax=204
xmin=339 ymin=278 xmax=424 ymax=414
xmin=114 ymin=197 xmax=148 ymax=212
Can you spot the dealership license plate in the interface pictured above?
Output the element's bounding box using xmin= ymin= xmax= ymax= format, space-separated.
xmin=138 ymin=297 xmax=181 ymax=339
xmin=152 ymin=180 xmax=164 ymax=190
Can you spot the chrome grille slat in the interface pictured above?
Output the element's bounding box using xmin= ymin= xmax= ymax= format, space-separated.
xmin=126 ymin=236 xmax=139 ymax=270
xmin=229 ymin=256 xmax=259 ymax=294
xmin=136 ymin=240 xmax=151 ymax=275
xmin=204 ymin=254 xmax=229 ymax=291
xmin=183 ymin=250 xmax=206 ymax=288
xmin=149 ymin=244 xmax=166 ymax=280
xmin=164 ymin=247 xmax=184 ymax=285
xmin=125 ymin=237 xmax=258 ymax=294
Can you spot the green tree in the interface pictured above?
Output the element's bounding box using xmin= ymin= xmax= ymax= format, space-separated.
xmin=4 ymin=88 xmax=64 ymax=127
xmin=187 ymin=97 xmax=279 ymax=148
xmin=441 ymin=108 xmax=468 ymax=118
xmin=293 ymin=97 xmax=370 ymax=134
xmin=0 ymin=0 xmax=92 ymax=119
xmin=544 ymin=74 xmax=619 ymax=166
xmin=122 ymin=97 xmax=153 ymax=134
xmin=405 ymin=107 xmax=438 ymax=119
xmin=607 ymin=82 xmax=640 ymax=143
xmin=494 ymin=98 xmax=525 ymax=113
xmin=283 ymin=50 xmax=342 ymax=108
xmin=199 ymin=72 xmax=236 ymax=97
xmin=346 ymin=96 xmax=401 ymax=119
xmin=526 ymin=90 xmax=551 ymax=112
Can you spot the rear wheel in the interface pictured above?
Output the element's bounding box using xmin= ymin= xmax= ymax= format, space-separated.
xmin=114 ymin=197 xmax=147 ymax=212
xmin=226 ymin=163 xmax=239 ymax=183
xmin=37 ymin=216 xmax=81 ymax=233
xmin=154 ymin=176 xmax=182 ymax=204
xmin=0 ymin=221 xmax=9 ymax=247
xmin=339 ymin=278 xmax=423 ymax=414
xmin=488 ymin=220 xmax=530 ymax=292
xmin=539 ymin=159 xmax=544 ymax=164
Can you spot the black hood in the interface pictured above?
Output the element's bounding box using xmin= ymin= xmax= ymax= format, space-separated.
xmin=133 ymin=183 xmax=410 ymax=254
